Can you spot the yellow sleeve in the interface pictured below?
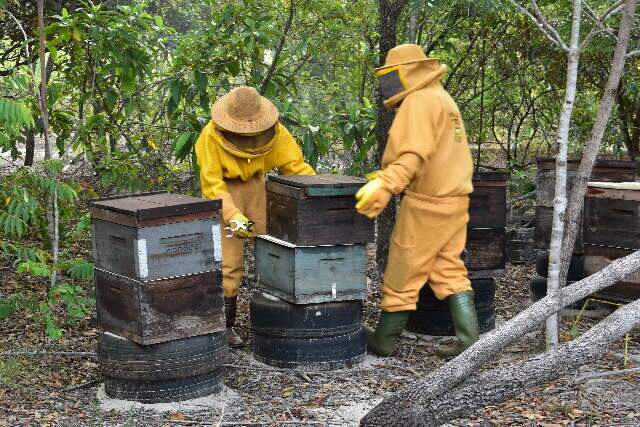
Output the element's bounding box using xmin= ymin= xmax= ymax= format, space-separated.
xmin=379 ymin=92 xmax=444 ymax=194
xmin=273 ymin=124 xmax=316 ymax=176
xmin=194 ymin=121 xmax=240 ymax=222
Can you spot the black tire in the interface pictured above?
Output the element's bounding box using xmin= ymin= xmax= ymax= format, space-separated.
xmin=406 ymin=304 xmax=496 ymax=336
xmin=98 ymin=332 xmax=227 ymax=381
xmin=104 ymin=369 xmax=223 ymax=403
xmin=250 ymin=292 xmax=362 ymax=338
xmin=529 ymin=275 xmax=587 ymax=309
xmin=416 ymin=278 xmax=496 ymax=310
xmin=252 ymin=328 xmax=366 ymax=370
xmin=535 ymin=251 xmax=584 ymax=281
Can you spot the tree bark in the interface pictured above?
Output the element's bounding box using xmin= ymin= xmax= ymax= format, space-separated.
xmin=37 ymin=0 xmax=59 ymax=289
xmin=545 ymin=0 xmax=582 ymax=349
xmin=375 ymin=0 xmax=406 ymax=275
xmin=369 ymin=297 xmax=640 ymax=426
xmin=559 ymin=0 xmax=638 ymax=287
xmin=408 ymin=3 xmax=417 ymax=43
xmin=361 ymin=249 xmax=640 ymax=426
xmin=23 ymin=128 xmax=35 ymax=166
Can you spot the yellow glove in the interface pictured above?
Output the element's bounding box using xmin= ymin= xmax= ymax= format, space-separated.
xmin=227 ymin=213 xmax=255 ymax=239
xmin=365 ymin=170 xmax=382 ymax=181
xmin=355 ymin=178 xmax=392 ymax=219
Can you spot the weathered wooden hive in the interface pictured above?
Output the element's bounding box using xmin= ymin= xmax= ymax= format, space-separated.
xmin=466 ymin=171 xmax=508 ymax=272
xmin=534 ymin=158 xmax=637 ymax=254
xmin=266 ymin=174 xmax=374 ymax=246
xmin=91 ymin=192 xmax=225 ymax=344
xmin=258 ymin=174 xmax=373 ymax=303
xmin=252 ymin=174 xmax=371 ymax=370
xmin=584 ymin=182 xmax=640 ymax=303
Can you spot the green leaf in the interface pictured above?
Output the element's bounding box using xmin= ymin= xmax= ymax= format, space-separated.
xmin=174 ymin=131 xmax=196 ymax=161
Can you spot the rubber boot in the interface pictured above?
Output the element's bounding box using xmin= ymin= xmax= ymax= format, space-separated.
xmin=436 ymin=290 xmax=479 ymax=359
xmin=224 ymin=296 xmax=245 ymax=348
xmin=365 ymin=311 xmax=409 ymax=356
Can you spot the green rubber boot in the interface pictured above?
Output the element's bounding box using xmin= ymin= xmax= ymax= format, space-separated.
xmin=365 ymin=311 xmax=409 ymax=356
xmin=436 ymin=290 xmax=479 ymax=359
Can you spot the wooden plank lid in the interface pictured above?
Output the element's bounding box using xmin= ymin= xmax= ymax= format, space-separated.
xmin=472 ymin=171 xmax=509 ymax=182
xmin=268 ymin=174 xmax=366 ymax=197
xmin=587 ymin=182 xmax=640 ymax=201
xmin=90 ymin=192 xmax=221 ymax=220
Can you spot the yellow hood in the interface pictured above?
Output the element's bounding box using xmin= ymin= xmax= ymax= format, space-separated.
xmin=380 ymin=59 xmax=448 ymax=109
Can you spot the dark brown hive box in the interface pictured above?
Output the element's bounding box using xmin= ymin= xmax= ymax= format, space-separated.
xmin=469 ymin=171 xmax=508 ymax=228
xmin=584 ymin=183 xmax=640 ymax=250
xmin=266 ymin=174 xmax=374 ymax=246
xmin=95 ymin=269 xmax=224 ymax=345
xmin=90 ymin=192 xmax=222 ymax=281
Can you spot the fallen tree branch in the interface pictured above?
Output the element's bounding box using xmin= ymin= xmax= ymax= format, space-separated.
xmin=362 ymin=249 xmax=640 ymax=426
xmin=573 ymin=366 xmax=640 ymax=383
xmin=364 ymin=297 xmax=640 ymax=425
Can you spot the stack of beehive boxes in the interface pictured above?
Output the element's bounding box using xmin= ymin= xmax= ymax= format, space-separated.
xmin=407 ymin=171 xmax=506 ymax=336
xmin=583 ymin=182 xmax=640 ymax=303
xmin=252 ymin=175 xmax=374 ymax=370
xmin=531 ymin=158 xmax=637 ymax=300
xmin=90 ymin=192 xmax=226 ymax=403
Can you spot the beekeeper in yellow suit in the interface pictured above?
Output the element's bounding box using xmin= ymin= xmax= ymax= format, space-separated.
xmin=195 ymin=86 xmax=315 ymax=347
xmin=355 ymin=44 xmax=478 ymax=358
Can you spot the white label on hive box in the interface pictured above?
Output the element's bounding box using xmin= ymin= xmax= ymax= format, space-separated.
xmin=212 ymin=224 xmax=222 ymax=261
xmin=332 ymin=283 xmax=337 ymax=299
xmin=136 ymin=238 xmax=149 ymax=278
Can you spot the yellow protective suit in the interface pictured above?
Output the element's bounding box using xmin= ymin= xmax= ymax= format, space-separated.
xmin=195 ymin=120 xmax=315 ymax=297
xmin=376 ymin=58 xmax=475 ymax=312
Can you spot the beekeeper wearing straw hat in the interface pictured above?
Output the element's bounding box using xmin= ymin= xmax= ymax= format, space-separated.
xmin=195 ymin=86 xmax=315 ymax=347
xmin=355 ymin=44 xmax=478 ymax=358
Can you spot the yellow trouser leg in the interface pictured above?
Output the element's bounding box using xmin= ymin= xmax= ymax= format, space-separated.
xmin=221 ymin=176 xmax=267 ymax=297
xmin=380 ymin=193 xmax=470 ymax=312
xmin=428 ymin=224 xmax=472 ymax=299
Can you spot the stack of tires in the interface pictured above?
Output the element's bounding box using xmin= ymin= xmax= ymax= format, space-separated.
xmin=98 ymin=332 xmax=227 ymax=403
xmin=407 ymin=278 xmax=496 ymax=336
xmin=250 ymin=293 xmax=366 ymax=370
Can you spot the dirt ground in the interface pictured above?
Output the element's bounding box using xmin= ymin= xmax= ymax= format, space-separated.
xmin=1 ymin=243 xmax=639 ymax=427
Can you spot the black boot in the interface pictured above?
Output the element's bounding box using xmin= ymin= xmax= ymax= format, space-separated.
xmin=435 ymin=291 xmax=479 ymax=359
xmin=224 ymin=296 xmax=245 ymax=348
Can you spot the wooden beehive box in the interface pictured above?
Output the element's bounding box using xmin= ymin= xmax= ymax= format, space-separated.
xmin=266 ymin=174 xmax=374 ymax=246
xmin=584 ymin=245 xmax=640 ymax=303
xmin=584 ymin=183 xmax=640 ymax=249
xmin=255 ymin=235 xmax=367 ymax=304
xmin=95 ymin=269 xmax=225 ymax=345
xmin=469 ymin=171 xmax=508 ymax=228
xmin=465 ymin=227 xmax=506 ymax=271
xmin=534 ymin=158 xmax=637 ymax=252
xmin=90 ymin=192 xmax=222 ymax=281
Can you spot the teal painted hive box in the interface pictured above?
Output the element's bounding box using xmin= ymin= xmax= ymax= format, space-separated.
xmin=255 ymin=235 xmax=368 ymax=304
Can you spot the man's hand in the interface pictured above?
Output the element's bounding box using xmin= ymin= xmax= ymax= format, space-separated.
xmin=227 ymin=213 xmax=254 ymax=238
xmin=355 ymin=178 xmax=392 ymax=219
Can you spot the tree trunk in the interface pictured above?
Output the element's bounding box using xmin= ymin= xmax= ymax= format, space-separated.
xmin=37 ymin=0 xmax=58 ymax=289
xmin=545 ymin=0 xmax=582 ymax=348
xmin=408 ymin=3 xmax=417 ymax=43
xmin=375 ymin=0 xmax=406 ymax=275
xmin=37 ymin=0 xmax=52 ymax=161
xmin=361 ymin=249 xmax=640 ymax=426
xmin=24 ymin=128 xmax=35 ymax=166
xmin=559 ymin=0 xmax=638 ymax=287
xmin=368 ymin=297 xmax=640 ymax=426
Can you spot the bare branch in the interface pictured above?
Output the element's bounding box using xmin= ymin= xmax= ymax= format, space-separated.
xmin=626 ymin=49 xmax=640 ymax=58
xmin=507 ymin=0 xmax=568 ymax=51
xmin=530 ymin=0 xmax=569 ymax=50
xmin=581 ymin=0 xmax=622 ymax=49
